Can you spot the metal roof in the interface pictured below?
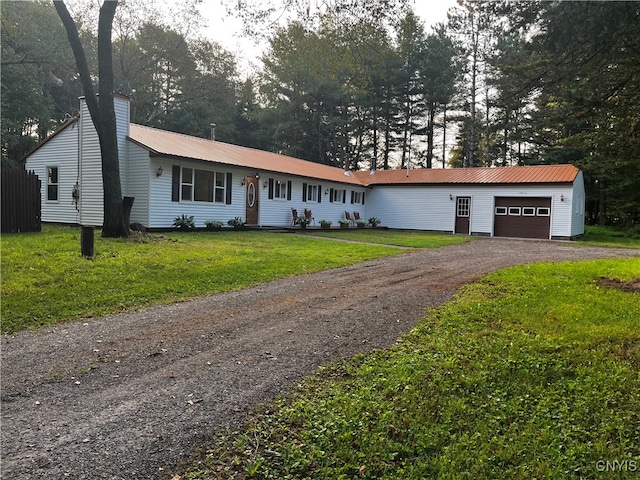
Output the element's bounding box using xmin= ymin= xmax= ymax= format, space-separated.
xmin=353 ymin=164 xmax=579 ymax=186
xmin=128 ymin=124 xmax=364 ymax=185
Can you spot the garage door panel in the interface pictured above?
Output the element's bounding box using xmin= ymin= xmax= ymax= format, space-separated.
xmin=494 ymin=197 xmax=550 ymax=239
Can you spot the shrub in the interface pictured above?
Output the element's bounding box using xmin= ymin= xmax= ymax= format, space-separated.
xmin=227 ymin=217 xmax=246 ymax=230
xmin=204 ymin=220 xmax=224 ymax=231
xmin=172 ymin=214 xmax=195 ymax=231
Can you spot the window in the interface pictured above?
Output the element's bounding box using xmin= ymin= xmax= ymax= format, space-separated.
xmin=332 ymin=188 xmax=345 ymax=203
xmin=181 ymin=168 xmax=193 ymax=201
xmin=537 ymin=207 xmax=550 ymax=216
xmin=214 ymin=172 xmax=225 ymax=203
xmin=47 ymin=166 xmax=59 ymax=201
xmin=351 ymin=191 xmax=365 ymax=205
xmin=194 ymin=170 xmax=215 ymax=202
xmin=457 ymin=197 xmax=470 ymax=217
xmin=522 ymin=207 xmax=535 ymax=216
xmin=274 ymin=180 xmax=288 ymax=199
xmin=495 ymin=206 xmax=507 ymax=215
xmin=508 ymin=207 xmax=521 ymax=216
xmin=181 ymin=167 xmax=226 ymax=202
xmin=306 ymin=184 xmax=319 ymax=202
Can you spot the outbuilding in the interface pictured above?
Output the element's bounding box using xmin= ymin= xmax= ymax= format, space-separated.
xmin=24 ymin=95 xmax=585 ymax=239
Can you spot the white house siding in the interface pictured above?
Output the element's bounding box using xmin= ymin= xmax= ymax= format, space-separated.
xmin=78 ymin=96 xmax=130 ymax=226
xmin=24 ymin=121 xmax=80 ymax=224
xmin=259 ymin=176 xmax=368 ymax=226
xmin=364 ymin=185 xmax=455 ymax=232
xmin=148 ymin=160 xmax=246 ymax=228
xmin=125 ymin=143 xmax=151 ymax=226
xmin=366 ymin=183 xmax=579 ymax=238
xmin=570 ymin=172 xmax=586 ymax=238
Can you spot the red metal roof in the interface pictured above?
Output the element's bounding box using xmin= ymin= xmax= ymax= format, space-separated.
xmin=128 ymin=124 xmax=363 ymax=185
xmin=353 ymin=164 xmax=579 ymax=186
xmin=129 ymin=124 xmax=578 ymax=186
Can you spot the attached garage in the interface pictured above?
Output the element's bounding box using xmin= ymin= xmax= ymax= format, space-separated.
xmin=494 ymin=197 xmax=551 ymax=239
xmin=360 ymin=164 xmax=585 ymax=240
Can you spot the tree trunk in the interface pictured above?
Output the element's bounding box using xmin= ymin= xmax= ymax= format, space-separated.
xmin=54 ymin=0 xmax=128 ymax=238
xmin=426 ymin=102 xmax=435 ymax=169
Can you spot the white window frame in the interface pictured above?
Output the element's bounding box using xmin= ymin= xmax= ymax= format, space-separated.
xmin=306 ymin=184 xmax=319 ymax=203
xmin=182 ymin=167 xmax=226 ymax=203
xmin=522 ymin=207 xmax=536 ymax=216
xmin=46 ymin=165 xmax=59 ymax=202
xmin=537 ymin=207 xmax=550 ymax=217
xmin=181 ymin=167 xmax=193 ymax=201
xmin=274 ymin=179 xmax=288 ymax=200
xmin=495 ymin=206 xmax=507 ymax=215
xmin=213 ymin=171 xmax=226 ymax=203
xmin=457 ymin=197 xmax=470 ymax=217
xmin=508 ymin=207 xmax=521 ymax=216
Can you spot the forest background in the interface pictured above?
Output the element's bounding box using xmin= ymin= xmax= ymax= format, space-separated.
xmin=2 ymin=0 xmax=638 ymax=228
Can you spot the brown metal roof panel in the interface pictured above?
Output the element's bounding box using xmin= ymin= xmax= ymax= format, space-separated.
xmin=128 ymin=124 xmax=363 ymax=185
xmin=355 ymin=164 xmax=578 ymax=185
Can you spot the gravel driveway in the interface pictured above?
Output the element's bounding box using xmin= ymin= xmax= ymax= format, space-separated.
xmin=1 ymin=237 xmax=638 ymax=479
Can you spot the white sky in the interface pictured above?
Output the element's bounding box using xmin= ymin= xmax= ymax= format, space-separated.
xmin=198 ymin=0 xmax=459 ymax=74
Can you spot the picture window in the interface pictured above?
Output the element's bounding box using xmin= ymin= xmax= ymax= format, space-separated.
xmin=182 ymin=167 xmax=226 ymax=203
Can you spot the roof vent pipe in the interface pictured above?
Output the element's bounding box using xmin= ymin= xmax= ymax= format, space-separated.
xmin=210 ymin=123 xmax=216 ymax=141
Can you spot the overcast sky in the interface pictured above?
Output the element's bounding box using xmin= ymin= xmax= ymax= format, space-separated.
xmin=198 ymin=0 xmax=458 ymax=72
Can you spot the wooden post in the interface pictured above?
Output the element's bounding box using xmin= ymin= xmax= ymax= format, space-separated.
xmin=81 ymin=226 xmax=95 ymax=258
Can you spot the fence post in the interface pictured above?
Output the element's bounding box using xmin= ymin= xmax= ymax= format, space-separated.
xmin=81 ymin=226 xmax=95 ymax=258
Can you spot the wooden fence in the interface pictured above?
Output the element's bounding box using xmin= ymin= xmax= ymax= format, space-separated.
xmin=1 ymin=169 xmax=41 ymax=233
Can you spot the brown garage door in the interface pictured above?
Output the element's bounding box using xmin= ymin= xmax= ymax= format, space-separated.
xmin=494 ymin=197 xmax=551 ymax=239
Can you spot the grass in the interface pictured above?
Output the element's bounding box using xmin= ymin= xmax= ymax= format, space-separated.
xmin=297 ymin=229 xmax=472 ymax=248
xmin=173 ymin=257 xmax=640 ymax=480
xmin=0 ymin=225 xmax=465 ymax=333
xmin=579 ymin=225 xmax=640 ymax=249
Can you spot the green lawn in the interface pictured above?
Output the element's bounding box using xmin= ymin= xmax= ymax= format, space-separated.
xmin=579 ymin=225 xmax=640 ymax=249
xmin=0 ymin=225 xmax=464 ymax=332
xmin=174 ymin=258 xmax=640 ymax=480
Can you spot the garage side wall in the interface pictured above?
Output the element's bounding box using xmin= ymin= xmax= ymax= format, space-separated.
xmin=570 ymin=171 xmax=586 ymax=238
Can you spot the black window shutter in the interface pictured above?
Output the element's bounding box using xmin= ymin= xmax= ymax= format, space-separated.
xmin=302 ymin=183 xmax=307 ymax=202
xmin=362 ymin=191 xmax=365 ymax=205
xmin=350 ymin=191 xmax=354 ymax=204
xmin=172 ymin=165 xmax=180 ymax=202
xmin=287 ymin=181 xmax=292 ymax=200
xmin=268 ymin=178 xmax=274 ymax=199
xmin=342 ymin=190 xmax=346 ymax=203
xmin=317 ymin=185 xmax=322 ymax=203
xmin=225 ymin=172 xmax=232 ymax=204
xmin=329 ymin=188 xmax=334 ymax=203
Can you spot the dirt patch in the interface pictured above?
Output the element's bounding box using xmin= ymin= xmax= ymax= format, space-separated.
xmin=1 ymin=238 xmax=637 ymax=480
xmin=597 ymin=276 xmax=640 ymax=293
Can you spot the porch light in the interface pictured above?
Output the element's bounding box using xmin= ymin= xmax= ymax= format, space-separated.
xmin=156 ymin=166 xmax=163 ymax=177
xmin=263 ymin=181 xmax=269 ymax=188
xmin=560 ymin=194 xmax=564 ymax=202
xmin=241 ymin=177 xmax=246 ymax=186
xmin=449 ymin=194 xmax=453 ymax=200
